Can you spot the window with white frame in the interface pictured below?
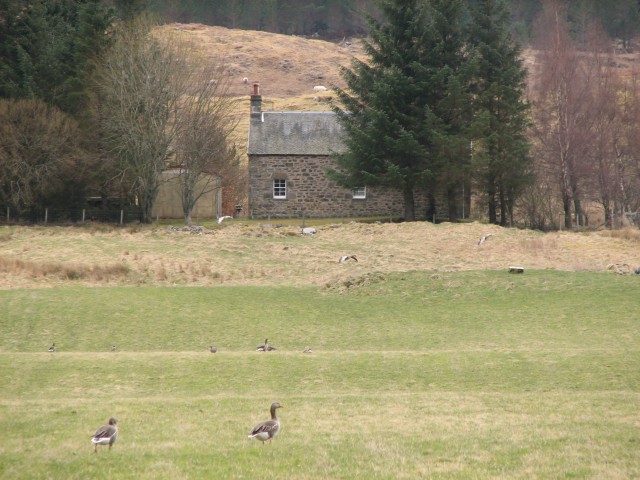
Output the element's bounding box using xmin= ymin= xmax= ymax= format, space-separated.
xmin=352 ymin=186 xmax=366 ymax=199
xmin=273 ymin=179 xmax=287 ymax=199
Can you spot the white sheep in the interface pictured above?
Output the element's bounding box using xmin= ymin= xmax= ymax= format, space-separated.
xmin=313 ymin=85 xmax=327 ymax=92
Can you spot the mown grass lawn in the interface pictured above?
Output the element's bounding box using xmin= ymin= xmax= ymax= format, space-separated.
xmin=1 ymin=270 xmax=639 ymax=479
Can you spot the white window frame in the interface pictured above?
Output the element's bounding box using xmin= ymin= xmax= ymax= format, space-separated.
xmin=352 ymin=186 xmax=367 ymax=199
xmin=273 ymin=179 xmax=287 ymax=199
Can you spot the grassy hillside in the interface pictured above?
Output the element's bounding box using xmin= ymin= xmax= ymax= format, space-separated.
xmin=1 ymin=270 xmax=639 ymax=478
xmin=1 ymin=221 xmax=639 ymax=289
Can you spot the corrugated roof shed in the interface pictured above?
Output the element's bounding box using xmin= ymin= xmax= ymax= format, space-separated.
xmin=248 ymin=111 xmax=345 ymax=155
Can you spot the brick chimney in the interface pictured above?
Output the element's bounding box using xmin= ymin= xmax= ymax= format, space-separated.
xmin=250 ymin=83 xmax=262 ymax=119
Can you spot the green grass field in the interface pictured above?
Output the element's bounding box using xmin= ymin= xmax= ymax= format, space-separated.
xmin=1 ymin=270 xmax=639 ymax=479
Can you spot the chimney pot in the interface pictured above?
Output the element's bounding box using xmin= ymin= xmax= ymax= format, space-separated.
xmin=250 ymin=83 xmax=262 ymax=118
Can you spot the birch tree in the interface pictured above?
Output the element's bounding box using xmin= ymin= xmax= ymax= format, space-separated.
xmin=531 ymin=0 xmax=593 ymax=228
xmin=173 ymin=69 xmax=239 ymax=225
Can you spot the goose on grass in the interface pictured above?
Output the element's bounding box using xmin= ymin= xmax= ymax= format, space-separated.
xmin=248 ymin=402 xmax=283 ymax=444
xmin=91 ymin=417 xmax=118 ymax=453
xmin=48 ymin=343 xmax=56 ymax=352
xmin=256 ymin=338 xmax=276 ymax=352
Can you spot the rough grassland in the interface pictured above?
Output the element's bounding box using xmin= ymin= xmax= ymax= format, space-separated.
xmin=0 ymin=222 xmax=639 ymax=289
xmin=0 ymin=224 xmax=639 ymax=479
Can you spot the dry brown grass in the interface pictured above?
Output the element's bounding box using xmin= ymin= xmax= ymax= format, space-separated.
xmin=0 ymin=257 xmax=129 ymax=282
xmin=601 ymin=226 xmax=640 ymax=242
xmin=1 ymin=222 xmax=638 ymax=289
xmin=165 ymin=23 xmax=364 ymax=97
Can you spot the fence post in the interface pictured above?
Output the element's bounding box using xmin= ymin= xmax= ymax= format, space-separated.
xmin=6 ymin=207 xmax=9 ymax=223
xmin=82 ymin=209 xmax=86 ymax=223
xmin=44 ymin=208 xmax=48 ymax=225
xmin=120 ymin=210 xmax=124 ymax=225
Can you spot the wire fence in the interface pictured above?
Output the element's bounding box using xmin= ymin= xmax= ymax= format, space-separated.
xmin=0 ymin=206 xmax=144 ymax=225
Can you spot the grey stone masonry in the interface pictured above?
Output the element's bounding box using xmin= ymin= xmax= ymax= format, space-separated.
xmin=248 ymin=154 xmax=412 ymax=219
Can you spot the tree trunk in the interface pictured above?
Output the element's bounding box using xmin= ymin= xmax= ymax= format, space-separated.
xmin=572 ymin=186 xmax=582 ymax=228
xmin=488 ymin=184 xmax=497 ymax=224
xmin=403 ymin=185 xmax=415 ymax=221
xmin=426 ymin=194 xmax=436 ymax=223
xmin=447 ymin=186 xmax=458 ymax=222
xmin=499 ymin=189 xmax=507 ymax=227
xmin=603 ymin=196 xmax=612 ymax=228
xmin=562 ymin=195 xmax=572 ymax=229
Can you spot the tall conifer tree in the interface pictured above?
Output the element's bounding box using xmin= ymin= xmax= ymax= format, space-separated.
xmin=0 ymin=0 xmax=114 ymax=114
xmin=468 ymin=0 xmax=531 ymax=226
xmin=331 ymin=0 xmax=472 ymax=221
xmin=331 ymin=0 xmax=432 ymax=221
xmin=423 ymin=0 xmax=473 ymax=221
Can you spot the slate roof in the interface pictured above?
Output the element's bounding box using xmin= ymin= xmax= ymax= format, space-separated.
xmin=248 ymin=111 xmax=346 ymax=156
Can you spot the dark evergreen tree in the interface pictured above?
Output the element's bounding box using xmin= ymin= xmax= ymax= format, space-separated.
xmin=111 ymin=0 xmax=149 ymax=21
xmin=330 ymin=0 xmax=433 ymax=221
xmin=423 ymin=0 xmax=474 ymax=221
xmin=589 ymin=0 xmax=640 ymax=51
xmin=58 ymin=1 xmax=116 ymax=115
xmin=468 ymin=0 xmax=532 ymax=226
xmin=0 ymin=0 xmax=114 ymax=114
xmin=331 ymin=0 xmax=472 ymax=221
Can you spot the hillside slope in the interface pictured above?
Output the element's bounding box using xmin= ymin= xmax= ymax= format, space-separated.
xmin=165 ymin=23 xmax=363 ymax=98
xmin=1 ymin=222 xmax=638 ymax=289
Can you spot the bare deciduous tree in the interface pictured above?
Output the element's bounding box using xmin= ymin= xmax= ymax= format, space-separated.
xmin=0 ymin=98 xmax=82 ymax=215
xmin=93 ymin=16 xmax=241 ymax=224
xmin=581 ymin=24 xmax=621 ymax=227
xmin=531 ymin=0 xmax=594 ymax=229
xmin=173 ymin=68 xmax=240 ymax=225
xmin=93 ymin=16 xmax=182 ymax=222
xmin=615 ymin=67 xmax=640 ymax=222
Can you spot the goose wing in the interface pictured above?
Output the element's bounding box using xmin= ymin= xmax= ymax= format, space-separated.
xmin=249 ymin=419 xmax=279 ymax=437
xmin=92 ymin=424 xmax=117 ymax=440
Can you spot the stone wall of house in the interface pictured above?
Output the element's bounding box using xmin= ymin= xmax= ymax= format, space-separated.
xmin=248 ymin=154 xmax=429 ymax=219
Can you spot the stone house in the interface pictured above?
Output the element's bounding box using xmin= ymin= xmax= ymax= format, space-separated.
xmin=247 ymin=84 xmax=424 ymax=219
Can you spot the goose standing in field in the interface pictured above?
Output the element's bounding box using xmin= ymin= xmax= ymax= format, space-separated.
xmin=256 ymin=338 xmax=276 ymax=352
xmin=248 ymin=402 xmax=283 ymax=445
xmin=209 ymin=345 xmax=217 ymax=353
xmin=303 ymin=346 xmax=313 ymax=354
xmin=91 ymin=417 xmax=118 ymax=453
xmin=48 ymin=343 xmax=56 ymax=352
